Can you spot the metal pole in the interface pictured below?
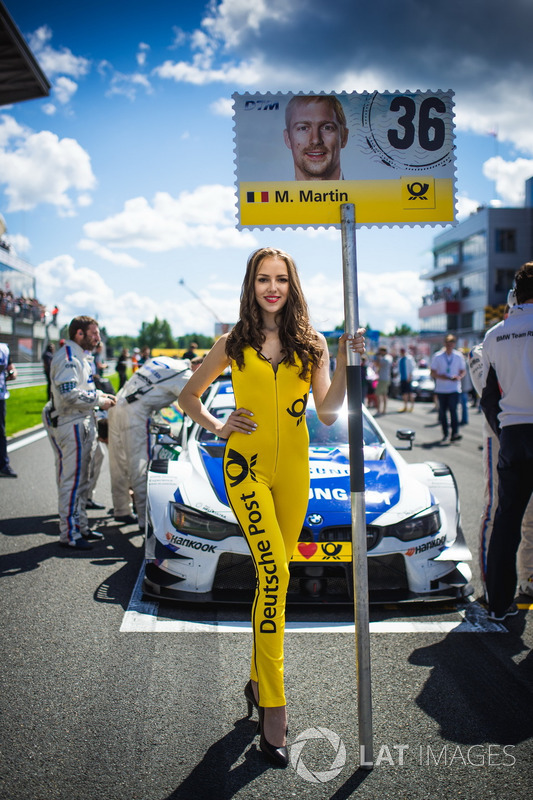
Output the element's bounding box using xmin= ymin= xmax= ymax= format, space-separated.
xmin=340 ymin=203 xmax=373 ymax=769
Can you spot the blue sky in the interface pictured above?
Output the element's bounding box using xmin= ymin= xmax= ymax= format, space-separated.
xmin=1 ymin=0 xmax=532 ymax=338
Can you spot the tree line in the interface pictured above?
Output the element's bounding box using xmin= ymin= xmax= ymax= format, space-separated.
xmin=58 ymin=317 xmax=215 ymax=356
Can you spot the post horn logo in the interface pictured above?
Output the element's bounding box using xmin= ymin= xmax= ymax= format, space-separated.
xmin=321 ymin=542 xmax=342 ymax=560
xmin=406 ymin=182 xmax=430 ymax=200
xmin=287 ymin=392 xmax=308 ymax=426
xmin=224 ymin=449 xmax=257 ymax=487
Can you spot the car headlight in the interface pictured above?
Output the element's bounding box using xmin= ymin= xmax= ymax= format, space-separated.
xmin=382 ymin=505 xmax=441 ymax=542
xmin=169 ymin=503 xmax=241 ymax=541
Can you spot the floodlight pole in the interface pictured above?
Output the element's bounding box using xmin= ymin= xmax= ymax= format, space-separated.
xmin=340 ymin=203 xmax=373 ymax=770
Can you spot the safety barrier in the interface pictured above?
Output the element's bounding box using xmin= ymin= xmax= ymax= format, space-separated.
xmin=9 ymin=363 xmax=46 ymax=389
xmin=9 ymin=361 xmax=118 ymax=389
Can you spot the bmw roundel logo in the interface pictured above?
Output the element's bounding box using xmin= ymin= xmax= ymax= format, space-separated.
xmin=307 ymin=514 xmax=323 ymax=526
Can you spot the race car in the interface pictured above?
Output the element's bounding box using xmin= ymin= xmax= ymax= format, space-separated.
xmin=143 ymin=379 xmax=473 ymax=604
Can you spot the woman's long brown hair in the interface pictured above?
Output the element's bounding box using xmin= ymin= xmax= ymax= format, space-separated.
xmin=225 ymin=247 xmax=323 ymax=380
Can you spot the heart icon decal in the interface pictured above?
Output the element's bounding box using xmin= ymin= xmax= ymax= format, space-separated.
xmin=298 ymin=542 xmax=318 ymax=559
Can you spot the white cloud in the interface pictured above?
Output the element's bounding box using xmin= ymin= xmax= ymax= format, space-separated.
xmin=28 ymin=25 xmax=90 ymax=79
xmin=482 ymin=156 xmax=533 ymax=205
xmin=35 ymin=253 xmax=240 ymax=336
xmin=0 ymin=116 xmax=96 ymax=213
xmin=42 ymin=103 xmax=57 ymax=116
xmin=201 ymin=0 xmax=292 ymax=49
xmin=210 ymin=97 xmax=234 ymax=117
xmin=106 ymin=71 xmax=153 ymax=100
xmin=153 ymin=57 xmax=260 ymax=86
xmin=82 ymin=186 xmax=257 ymax=254
xmin=303 ymin=270 xmax=429 ymax=334
xmin=78 ymin=239 xmax=144 ymax=267
xmin=136 ymin=42 xmax=150 ymax=67
xmin=456 ymin=194 xmax=482 ymax=220
xmin=170 ymin=27 xmax=187 ymax=49
xmin=0 ymin=114 xmax=25 ymax=147
xmin=455 ymin=74 xmax=533 ymax=156
xmin=54 ymin=76 xmax=78 ymax=105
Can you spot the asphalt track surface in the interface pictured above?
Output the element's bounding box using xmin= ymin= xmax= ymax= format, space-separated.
xmin=1 ymin=398 xmax=532 ymax=800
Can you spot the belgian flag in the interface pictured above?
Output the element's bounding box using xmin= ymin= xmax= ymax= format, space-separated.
xmin=246 ymin=191 xmax=269 ymax=203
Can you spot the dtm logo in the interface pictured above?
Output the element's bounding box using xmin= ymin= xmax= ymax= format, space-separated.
xmin=287 ymin=393 xmax=308 ymax=426
xmin=244 ymin=100 xmax=280 ymax=111
xmin=225 ymin=449 xmax=258 ymax=487
xmin=406 ymin=182 xmax=430 ymax=200
xmin=406 ymin=535 xmax=446 ymax=557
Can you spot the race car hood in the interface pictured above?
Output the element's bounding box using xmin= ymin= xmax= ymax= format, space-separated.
xmin=198 ymin=442 xmax=400 ymax=524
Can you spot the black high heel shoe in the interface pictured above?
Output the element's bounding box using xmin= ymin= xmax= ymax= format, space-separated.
xmin=244 ymin=680 xmax=259 ymax=718
xmin=258 ymin=706 xmax=288 ymax=768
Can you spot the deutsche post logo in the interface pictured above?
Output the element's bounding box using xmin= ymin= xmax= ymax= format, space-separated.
xmin=225 ymin=449 xmax=258 ymax=487
xmin=401 ymin=176 xmax=435 ymax=209
xmin=321 ymin=542 xmax=342 ymax=560
xmin=287 ymin=392 xmax=308 ymax=426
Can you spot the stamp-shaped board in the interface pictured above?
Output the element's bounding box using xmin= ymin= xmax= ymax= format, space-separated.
xmin=233 ymin=91 xmax=456 ymax=229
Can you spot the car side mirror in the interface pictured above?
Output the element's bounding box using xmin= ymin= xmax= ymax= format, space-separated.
xmin=396 ymin=428 xmax=415 ymax=450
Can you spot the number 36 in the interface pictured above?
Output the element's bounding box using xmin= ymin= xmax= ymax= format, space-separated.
xmin=387 ymin=96 xmax=446 ymax=152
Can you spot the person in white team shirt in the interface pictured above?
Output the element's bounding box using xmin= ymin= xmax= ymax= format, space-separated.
xmin=430 ymin=334 xmax=466 ymax=443
xmin=480 ymin=262 xmax=533 ymax=620
xmin=469 ymin=329 xmax=533 ymax=603
xmin=107 ymin=356 xmax=192 ymax=531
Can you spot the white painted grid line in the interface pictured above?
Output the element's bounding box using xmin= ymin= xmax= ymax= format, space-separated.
xmin=7 ymin=429 xmax=47 ymax=452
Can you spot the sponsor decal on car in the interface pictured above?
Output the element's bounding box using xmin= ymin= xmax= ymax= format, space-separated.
xmin=405 ymin=535 xmax=446 ymax=557
xmin=292 ymin=541 xmax=352 ymax=562
xmin=165 ymin=532 xmax=217 ymax=553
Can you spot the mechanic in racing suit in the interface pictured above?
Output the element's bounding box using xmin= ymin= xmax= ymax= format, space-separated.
xmin=107 ymin=356 xmax=191 ymax=532
xmin=43 ymin=316 xmax=116 ymax=550
xmin=469 ymin=328 xmax=533 ymax=600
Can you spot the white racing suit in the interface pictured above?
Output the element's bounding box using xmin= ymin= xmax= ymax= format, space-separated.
xmin=469 ymin=343 xmax=533 ymax=597
xmin=44 ymin=340 xmax=104 ymax=545
xmin=108 ymin=357 xmax=191 ymax=529
xmin=87 ymin=411 xmax=108 ymax=502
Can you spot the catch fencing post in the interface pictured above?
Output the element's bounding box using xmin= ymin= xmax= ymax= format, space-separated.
xmin=340 ymin=202 xmax=373 ymax=769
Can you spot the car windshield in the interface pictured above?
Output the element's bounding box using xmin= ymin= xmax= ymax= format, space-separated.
xmin=198 ymin=403 xmax=384 ymax=449
xmin=307 ymin=407 xmax=383 ymax=448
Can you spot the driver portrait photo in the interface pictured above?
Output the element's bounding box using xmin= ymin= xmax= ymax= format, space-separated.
xmin=283 ymin=94 xmax=349 ymax=180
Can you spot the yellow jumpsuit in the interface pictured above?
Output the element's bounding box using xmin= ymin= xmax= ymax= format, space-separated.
xmin=224 ymin=346 xmax=311 ymax=707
